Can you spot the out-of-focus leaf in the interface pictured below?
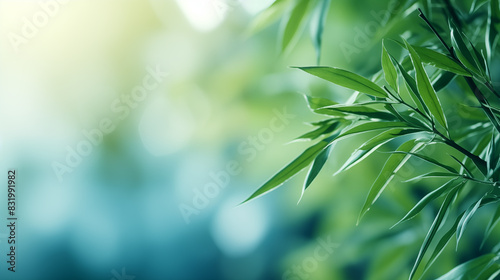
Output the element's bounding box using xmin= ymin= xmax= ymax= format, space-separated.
xmin=405 ymin=39 xmax=448 ymax=130
xmin=281 ymin=0 xmax=310 ymax=52
xmin=382 ymin=41 xmax=398 ymax=90
xmin=247 ymin=0 xmax=290 ymax=35
xmin=310 ymin=0 xmax=331 ymax=64
xmin=436 ymin=254 xmax=499 ymax=280
xmin=410 ymin=186 xmax=460 ymax=280
xmin=298 ymin=67 xmax=388 ymax=98
xmin=358 ymin=139 xmax=422 ymax=223
xmin=242 ymin=135 xmax=334 ymax=203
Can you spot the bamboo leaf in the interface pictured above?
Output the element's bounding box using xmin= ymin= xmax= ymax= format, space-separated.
xmin=281 ymin=0 xmax=310 ymax=52
xmin=392 ymin=179 xmax=460 ymax=229
xmin=242 ymin=136 xmax=335 ymax=203
xmin=298 ymin=66 xmax=388 ymax=98
xmin=310 ymin=0 xmax=331 ymax=64
xmin=410 ymin=186 xmax=460 ymax=280
xmin=405 ymin=39 xmax=448 ymax=129
xmin=382 ymin=41 xmax=398 ymax=90
xmin=358 ymin=139 xmax=423 ymax=223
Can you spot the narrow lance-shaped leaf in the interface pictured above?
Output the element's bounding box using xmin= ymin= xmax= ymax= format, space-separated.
xmin=391 ymin=54 xmax=429 ymax=115
xmin=382 ymin=41 xmax=398 ymax=90
xmin=297 ymin=66 xmax=388 ymax=98
xmin=247 ymin=0 xmax=290 ymax=35
xmin=450 ymin=22 xmax=482 ymax=76
xmin=405 ymin=39 xmax=448 ymax=130
xmin=319 ymin=104 xmax=398 ymax=120
xmin=410 ymin=186 xmax=460 ymax=280
xmin=358 ymin=139 xmax=423 ymax=223
xmin=300 ymin=133 xmax=338 ymax=203
xmin=456 ymin=197 xmax=484 ymax=248
xmin=337 ymin=121 xmax=411 ymax=140
xmin=391 ymin=178 xmax=459 ymax=229
xmin=486 ymin=0 xmax=500 ymax=60
xmin=281 ymin=0 xmax=310 ymax=52
xmin=310 ymin=0 xmax=331 ymax=64
xmin=242 ymin=136 xmax=335 ymax=203
xmin=335 ymin=128 xmax=418 ymax=175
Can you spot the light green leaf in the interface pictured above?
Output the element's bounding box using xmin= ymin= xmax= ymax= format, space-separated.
xmin=246 ymin=0 xmax=290 ymax=35
xmin=450 ymin=22 xmax=482 ymax=76
xmin=358 ymin=139 xmax=423 ymax=223
xmin=390 ymin=151 xmax=459 ymax=174
xmin=411 ymin=45 xmax=471 ymax=76
xmin=405 ymin=39 xmax=448 ymax=130
xmin=298 ymin=67 xmax=388 ymax=98
xmin=391 ymin=55 xmax=429 ymax=115
xmin=281 ymin=0 xmax=310 ymax=52
xmin=382 ymin=41 xmax=398 ymax=90
xmin=310 ymin=0 xmax=331 ymax=64
xmin=242 ymin=136 xmax=334 ymax=203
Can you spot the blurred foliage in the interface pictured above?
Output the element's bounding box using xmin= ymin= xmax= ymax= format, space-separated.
xmin=248 ymin=0 xmax=500 ymax=279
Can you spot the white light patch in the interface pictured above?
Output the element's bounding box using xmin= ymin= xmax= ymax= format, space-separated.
xmin=175 ymin=0 xmax=226 ymax=32
xmin=211 ymin=198 xmax=268 ymax=257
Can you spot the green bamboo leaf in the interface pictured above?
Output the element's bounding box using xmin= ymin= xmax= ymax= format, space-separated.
xmin=405 ymin=39 xmax=448 ymax=130
xmin=486 ymin=0 xmax=500 ymax=60
xmin=411 ymin=45 xmax=472 ymax=76
xmin=298 ymin=67 xmax=388 ymax=98
xmin=335 ymin=128 xmax=418 ymax=175
xmin=310 ymin=0 xmax=331 ymax=64
xmin=246 ymin=0 xmax=290 ymax=35
xmin=403 ymin=172 xmax=459 ymax=182
xmin=456 ymin=197 xmax=484 ymax=247
xmin=391 ymin=55 xmax=428 ymax=115
xmin=382 ymin=41 xmax=398 ymax=90
xmin=391 ymin=179 xmax=459 ymax=229
xmin=242 ymin=136 xmax=335 ymax=203
xmin=423 ymin=212 xmax=465 ymax=274
xmin=450 ymin=22 xmax=482 ymax=76
xmin=319 ymin=104 xmax=398 ymax=120
xmin=300 ymin=134 xmax=338 ymax=202
xmin=358 ymin=139 xmax=423 ymax=223
xmin=295 ymin=121 xmax=339 ymax=141
xmin=410 ymin=186 xmax=460 ymax=280
xmin=390 ymin=151 xmax=459 ymax=174
xmin=436 ymin=254 xmax=499 ymax=280
xmin=281 ymin=0 xmax=310 ymax=52
xmin=338 ymin=121 xmax=411 ymax=140
xmin=481 ymin=205 xmax=500 ymax=248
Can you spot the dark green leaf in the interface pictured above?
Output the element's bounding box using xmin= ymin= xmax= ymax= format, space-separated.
xmin=436 ymin=254 xmax=499 ymax=280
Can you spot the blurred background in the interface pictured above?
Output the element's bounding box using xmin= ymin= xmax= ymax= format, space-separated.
xmin=0 ymin=0 xmax=497 ymax=279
